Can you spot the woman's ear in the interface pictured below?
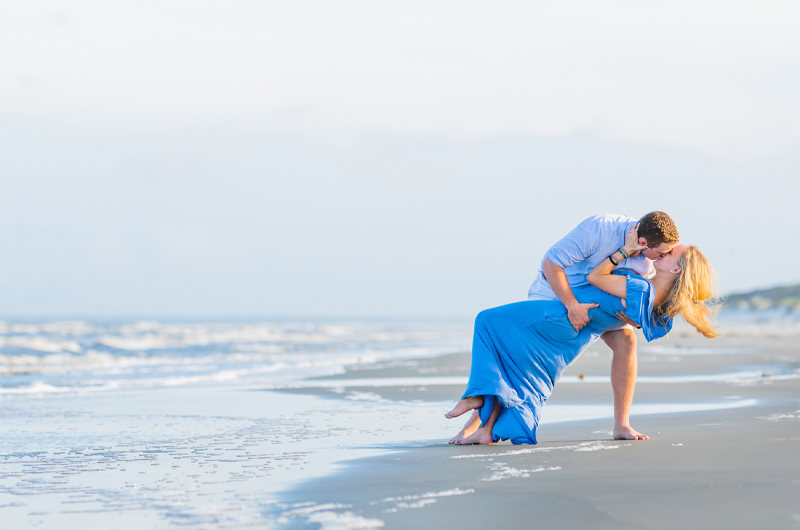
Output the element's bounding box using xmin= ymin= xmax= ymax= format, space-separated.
xmin=671 ymin=267 xmax=682 ymax=275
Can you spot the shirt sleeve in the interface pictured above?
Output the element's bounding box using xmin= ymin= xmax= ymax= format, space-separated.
xmin=623 ymin=274 xmax=672 ymax=342
xmin=640 ymin=258 xmax=657 ymax=280
xmin=544 ymin=217 xmax=603 ymax=269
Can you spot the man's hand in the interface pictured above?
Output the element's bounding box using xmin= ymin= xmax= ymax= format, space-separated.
xmin=613 ymin=425 xmax=649 ymax=440
xmin=615 ymin=310 xmax=640 ymax=329
xmin=567 ymin=302 xmax=599 ymax=332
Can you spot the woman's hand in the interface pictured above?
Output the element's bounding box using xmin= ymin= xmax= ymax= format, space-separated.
xmin=623 ymin=224 xmax=647 ymax=258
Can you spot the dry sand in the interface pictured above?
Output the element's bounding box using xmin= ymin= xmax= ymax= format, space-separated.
xmin=270 ymin=331 xmax=800 ymax=529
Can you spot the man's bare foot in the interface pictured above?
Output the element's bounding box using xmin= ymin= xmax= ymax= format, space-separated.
xmin=448 ymin=411 xmax=481 ymax=444
xmin=455 ymin=426 xmax=494 ymax=445
xmin=445 ymin=396 xmax=484 ymax=419
xmin=613 ymin=425 xmax=649 ymax=440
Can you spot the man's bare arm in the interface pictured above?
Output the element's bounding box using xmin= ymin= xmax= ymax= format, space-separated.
xmin=542 ymin=258 xmax=598 ymax=331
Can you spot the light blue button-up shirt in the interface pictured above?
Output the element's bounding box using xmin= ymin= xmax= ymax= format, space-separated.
xmin=527 ymin=213 xmax=655 ymax=301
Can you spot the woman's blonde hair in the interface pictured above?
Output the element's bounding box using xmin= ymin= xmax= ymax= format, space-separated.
xmin=656 ymin=246 xmax=719 ymax=338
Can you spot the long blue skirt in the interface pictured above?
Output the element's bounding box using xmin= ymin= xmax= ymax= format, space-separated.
xmin=462 ymin=298 xmax=618 ymax=444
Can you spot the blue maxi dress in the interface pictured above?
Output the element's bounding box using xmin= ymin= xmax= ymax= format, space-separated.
xmin=463 ymin=273 xmax=672 ymax=445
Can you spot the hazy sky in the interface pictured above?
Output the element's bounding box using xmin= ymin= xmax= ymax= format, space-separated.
xmin=1 ymin=1 xmax=798 ymax=318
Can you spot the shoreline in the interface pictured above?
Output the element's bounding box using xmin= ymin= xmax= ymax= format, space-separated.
xmin=3 ymin=327 xmax=800 ymax=529
xmin=267 ymin=332 xmax=800 ymax=529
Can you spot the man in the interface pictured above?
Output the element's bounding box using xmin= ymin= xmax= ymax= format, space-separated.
xmin=528 ymin=211 xmax=679 ymax=440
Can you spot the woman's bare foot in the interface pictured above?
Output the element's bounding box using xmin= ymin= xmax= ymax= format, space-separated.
xmin=448 ymin=410 xmax=481 ymax=444
xmin=455 ymin=425 xmax=494 ymax=445
xmin=445 ymin=396 xmax=484 ymax=419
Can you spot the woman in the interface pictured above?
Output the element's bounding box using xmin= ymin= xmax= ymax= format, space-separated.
xmin=445 ymin=226 xmax=718 ymax=445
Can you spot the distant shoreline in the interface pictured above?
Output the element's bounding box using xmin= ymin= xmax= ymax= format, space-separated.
xmin=725 ymin=284 xmax=800 ymax=312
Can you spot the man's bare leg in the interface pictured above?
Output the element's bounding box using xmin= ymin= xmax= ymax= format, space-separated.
xmin=602 ymin=328 xmax=649 ymax=440
xmin=456 ymin=399 xmax=501 ymax=445
xmin=448 ymin=410 xmax=481 ymax=444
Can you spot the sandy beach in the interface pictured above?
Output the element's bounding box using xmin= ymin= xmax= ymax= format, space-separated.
xmin=2 ymin=321 xmax=800 ymax=529
xmin=269 ymin=329 xmax=800 ymax=529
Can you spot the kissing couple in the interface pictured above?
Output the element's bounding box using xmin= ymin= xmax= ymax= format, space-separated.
xmin=445 ymin=212 xmax=717 ymax=445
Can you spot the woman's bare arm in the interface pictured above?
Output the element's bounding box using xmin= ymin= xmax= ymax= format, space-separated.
xmin=587 ymin=224 xmax=645 ymax=298
xmin=587 ymin=256 xmax=628 ymax=297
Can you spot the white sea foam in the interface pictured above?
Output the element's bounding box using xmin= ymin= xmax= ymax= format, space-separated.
xmin=344 ymin=392 xmax=390 ymax=402
xmin=0 ymin=320 xmax=472 ymax=397
xmin=0 ymin=381 xmax=72 ymax=395
xmin=0 ymin=336 xmax=82 ymax=353
xmin=451 ymin=441 xmax=629 ymax=459
xmin=483 ymin=463 xmax=561 ymax=481
xmin=283 ymin=503 xmax=353 ymax=517
xmin=371 ymin=488 xmax=475 ymax=513
xmin=759 ymin=411 xmax=800 ymax=421
xmin=372 ymin=488 xmax=474 ymax=504
xmin=306 ymin=511 xmax=385 ymax=529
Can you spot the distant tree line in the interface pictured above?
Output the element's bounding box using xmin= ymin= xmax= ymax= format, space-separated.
xmin=726 ymin=285 xmax=800 ymax=311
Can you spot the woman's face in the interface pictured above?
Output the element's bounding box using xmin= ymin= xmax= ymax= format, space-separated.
xmin=654 ymin=244 xmax=687 ymax=274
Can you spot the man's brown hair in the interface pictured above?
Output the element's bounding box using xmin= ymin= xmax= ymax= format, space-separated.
xmin=637 ymin=211 xmax=679 ymax=247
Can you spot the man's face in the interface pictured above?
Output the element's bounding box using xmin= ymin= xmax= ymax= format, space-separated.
xmin=641 ymin=242 xmax=675 ymax=261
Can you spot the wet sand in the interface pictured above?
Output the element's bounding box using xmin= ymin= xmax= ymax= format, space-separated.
xmin=4 ymin=326 xmax=799 ymax=529
xmin=270 ymin=330 xmax=800 ymax=529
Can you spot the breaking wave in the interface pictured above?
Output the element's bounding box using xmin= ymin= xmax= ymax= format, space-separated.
xmin=0 ymin=320 xmax=471 ymax=396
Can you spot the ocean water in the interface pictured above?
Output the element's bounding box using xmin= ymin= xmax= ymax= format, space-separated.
xmin=1 ymin=315 xmax=791 ymax=397
xmin=0 ymin=319 xmax=473 ymax=529
xmin=0 ymin=317 xmax=777 ymax=529
xmin=0 ymin=320 xmax=473 ymax=396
